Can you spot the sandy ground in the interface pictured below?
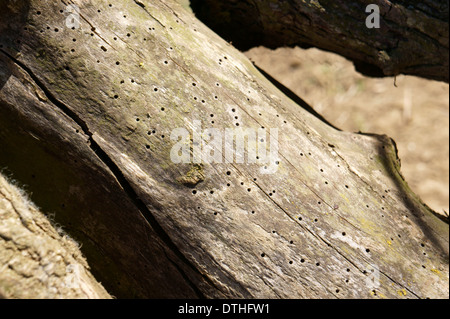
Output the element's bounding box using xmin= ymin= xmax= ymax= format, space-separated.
xmin=246 ymin=47 xmax=449 ymax=216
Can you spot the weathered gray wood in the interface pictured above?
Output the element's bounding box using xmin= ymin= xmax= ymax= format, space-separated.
xmin=0 ymin=0 xmax=448 ymax=298
xmin=0 ymin=173 xmax=111 ymax=299
xmin=0 ymin=44 xmax=215 ymax=299
xmin=191 ymin=0 xmax=449 ymax=83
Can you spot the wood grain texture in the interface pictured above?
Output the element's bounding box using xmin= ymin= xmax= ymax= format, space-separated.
xmin=0 ymin=174 xmax=111 ymax=299
xmin=0 ymin=0 xmax=448 ymax=298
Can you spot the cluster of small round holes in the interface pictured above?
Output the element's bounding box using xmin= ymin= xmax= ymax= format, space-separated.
xmin=38 ymin=6 xmax=413 ymax=296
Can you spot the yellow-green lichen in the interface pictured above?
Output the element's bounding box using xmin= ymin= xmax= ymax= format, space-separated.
xmin=177 ymin=163 xmax=205 ymax=186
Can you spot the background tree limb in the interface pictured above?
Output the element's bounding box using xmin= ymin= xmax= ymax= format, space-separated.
xmin=191 ymin=0 xmax=449 ymax=82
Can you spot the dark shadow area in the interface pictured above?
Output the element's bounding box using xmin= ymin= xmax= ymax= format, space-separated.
xmin=190 ymin=0 xmax=449 ymax=83
xmin=190 ymin=1 xmax=385 ymax=81
xmin=0 ymin=65 xmax=202 ymax=298
xmin=190 ymin=0 xmax=263 ymax=51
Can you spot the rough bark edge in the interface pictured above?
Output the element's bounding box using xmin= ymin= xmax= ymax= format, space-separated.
xmin=0 ymin=173 xmax=112 ymax=299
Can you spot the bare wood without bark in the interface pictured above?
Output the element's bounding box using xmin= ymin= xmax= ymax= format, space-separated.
xmin=0 ymin=0 xmax=448 ymax=298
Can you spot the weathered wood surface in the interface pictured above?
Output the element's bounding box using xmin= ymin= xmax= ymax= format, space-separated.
xmin=0 ymin=0 xmax=448 ymax=298
xmin=0 ymin=174 xmax=111 ymax=299
xmin=191 ymin=0 xmax=449 ymax=83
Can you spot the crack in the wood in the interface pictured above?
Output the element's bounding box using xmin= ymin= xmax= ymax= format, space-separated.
xmin=218 ymin=63 xmax=426 ymax=298
xmin=333 ymin=148 xmax=389 ymax=203
xmin=161 ymin=248 xmax=208 ymax=299
xmin=212 ymin=84 xmax=389 ymax=295
xmin=249 ymin=221 xmax=340 ymax=298
xmin=0 ymin=49 xmax=216 ymax=299
xmin=179 ymin=120 xmax=347 ymax=296
xmin=220 ymin=90 xmax=367 ymax=236
xmin=224 ymin=162 xmax=378 ymax=295
xmin=377 ymin=267 xmax=421 ymax=298
xmin=62 ymin=0 xmax=114 ymax=49
xmin=0 ymin=232 xmax=12 ymax=242
xmin=158 ymin=0 xmax=186 ymax=24
xmin=63 ymin=0 xmax=147 ymax=60
xmin=110 ymin=30 xmax=146 ymax=60
xmin=198 ymin=251 xmax=250 ymax=298
xmin=133 ymin=0 xmax=166 ymax=28
xmin=231 ymin=79 xmax=388 ymax=230
xmin=255 ymin=273 xmax=283 ymax=298
xmin=252 ymin=183 xmax=421 ymax=298
xmin=168 ymin=56 xmax=199 ymax=83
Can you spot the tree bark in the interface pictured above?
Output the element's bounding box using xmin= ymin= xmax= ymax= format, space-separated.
xmin=0 ymin=0 xmax=448 ymax=299
xmin=0 ymin=174 xmax=111 ymax=299
xmin=190 ymin=0 xmax=449 ymax=83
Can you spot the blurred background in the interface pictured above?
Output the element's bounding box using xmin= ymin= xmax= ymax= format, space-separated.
xmin=246 ymin=47 xmax=449 ymax=216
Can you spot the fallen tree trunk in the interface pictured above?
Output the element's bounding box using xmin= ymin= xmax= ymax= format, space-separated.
xmin=190 ymin=0 xmax=449 ymax=83
xmin=0 ymin=0 xmax=448 ymax=298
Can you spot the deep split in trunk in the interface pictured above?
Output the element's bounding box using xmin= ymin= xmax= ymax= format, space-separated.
xmin=0 ymin=0 xmax=448 ymax=298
